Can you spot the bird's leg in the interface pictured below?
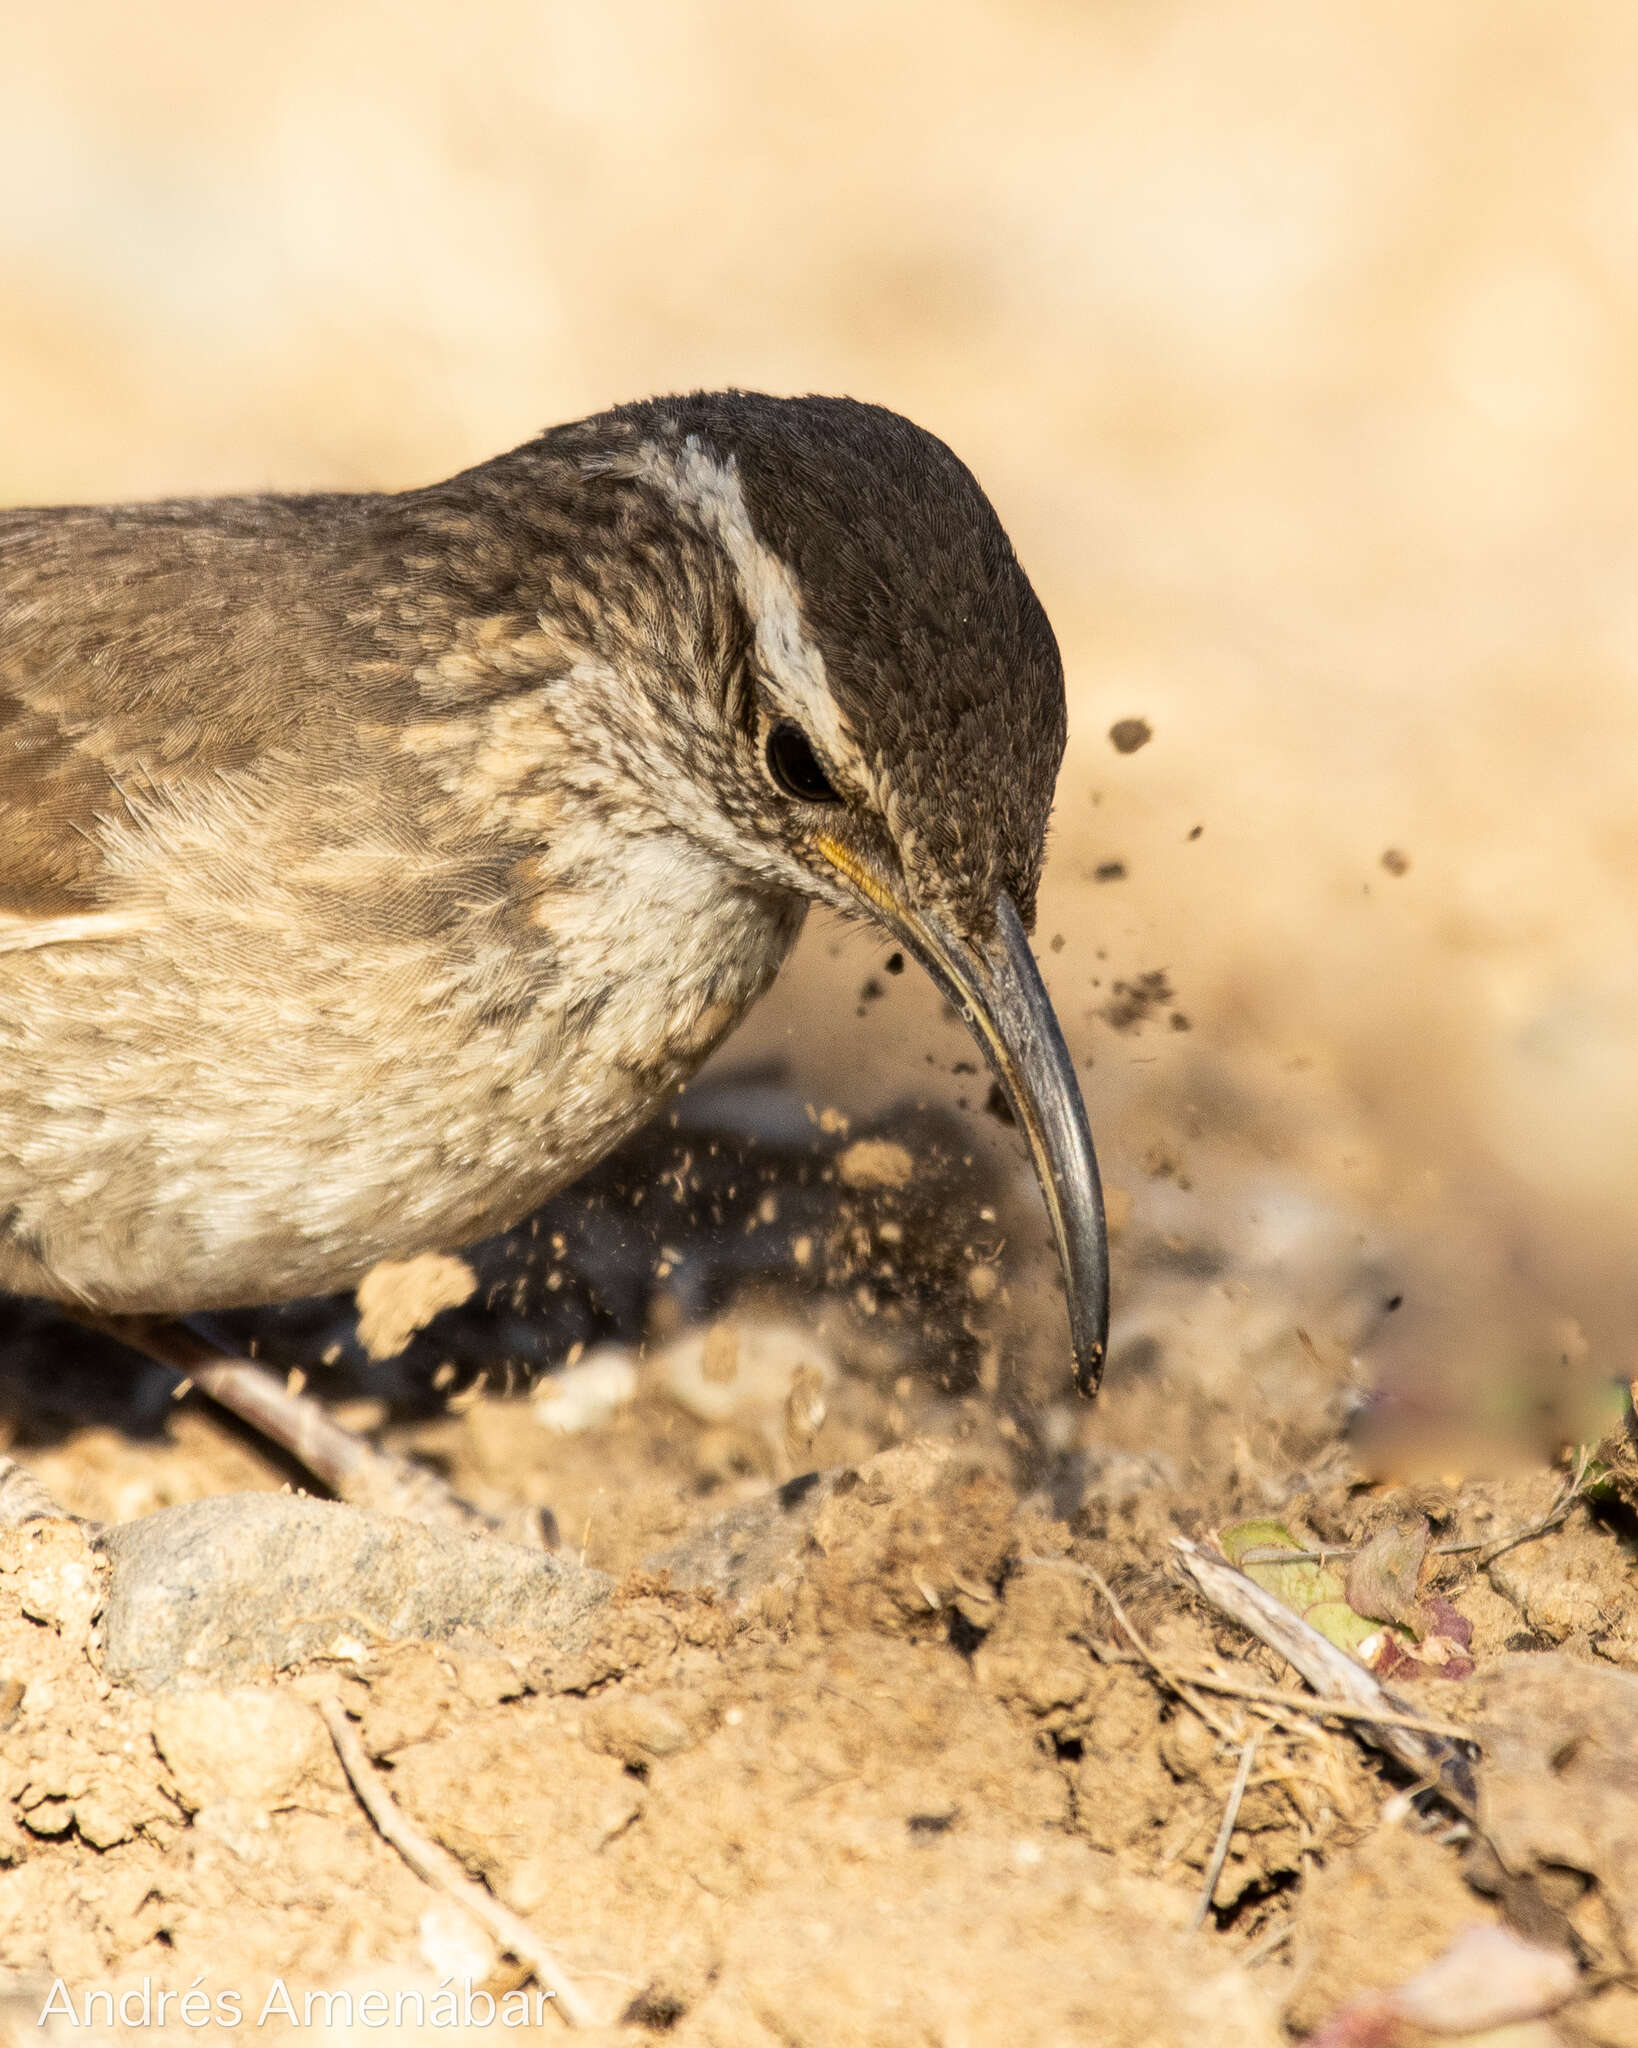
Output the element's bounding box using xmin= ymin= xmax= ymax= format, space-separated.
xmin=83 ymin=1313 xmax=552 ymax=1546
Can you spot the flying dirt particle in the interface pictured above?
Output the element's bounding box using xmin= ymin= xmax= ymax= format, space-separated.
xmin=983 ymin=1081 xmax=1015 ymax=1128
xmin=531 ymin=1346 xmax=639 ymax=1433
xmin=1049 ymin=933 xmax=1065 ymax=952
xmin=884 ymin=951 xmax=905 ymax=975
xmin=860 ymin=977 xmax=885 ymax=1002
xmin=783 ymin=1363 xmax=829 ymax=1463
xmin=837 ymin=1138 xmax=915 ymax=1189
xmin=1108 ymin=717 xmax=1153 ymax=754
xmin=1187 ymin=824 xmax=1203 ymax=840
xmin=1381 ymin=847 xmax=1411 ymax=876
xmin=966 ymin=1262 xmax=999 ymax=1302
xmin=1169 ymin=1012 xmax=1191 ymax=1032
xmin=1094 ymin=861 xmax=1127 ymax=882
xmin=1098 ymin=969 xmax=1175 ymax=1033
xmin=355 ymin=1251 xmax=477 ymax=1360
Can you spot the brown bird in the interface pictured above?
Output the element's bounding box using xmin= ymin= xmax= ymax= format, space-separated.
xmin=0 ymin=391 xmax=1106 ymax=1506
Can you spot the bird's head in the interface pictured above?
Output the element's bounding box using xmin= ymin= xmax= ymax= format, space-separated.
xmin=556 ymin=390 xmax=1108 ymax=1393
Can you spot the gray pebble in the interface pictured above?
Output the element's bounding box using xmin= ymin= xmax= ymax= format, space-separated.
xmin=97 ymin=1493 xmax=611 ymax=1691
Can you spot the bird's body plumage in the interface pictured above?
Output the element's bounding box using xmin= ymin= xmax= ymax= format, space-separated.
xmin=0 ymin=392 xmax=1106 ymax=1388
xmin=0 ymin=439 xmax=801 ymax=1308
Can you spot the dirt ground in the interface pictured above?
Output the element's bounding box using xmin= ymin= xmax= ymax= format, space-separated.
xmin=0 ymin=1113 xmax=1633 ymax=2045
xmin=5 ymin=1 xmax=1638 ymax=2041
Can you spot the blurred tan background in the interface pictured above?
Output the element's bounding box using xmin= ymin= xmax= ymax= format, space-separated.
xmin=5 ymin=0 xmax=1637 ymax=1453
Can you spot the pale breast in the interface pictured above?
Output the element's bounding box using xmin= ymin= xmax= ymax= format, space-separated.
xmin=0 ymin=817 xmax=803 ymax=1314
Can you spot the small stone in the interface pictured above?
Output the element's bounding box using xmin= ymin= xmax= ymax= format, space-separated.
xmin=20 ymin=1796 xmax=73 ymax=1837
xmin=7 ymin=1520 xmax=101 ymax=1645
xmin=702 ymin=1325 xmax=740 ymax=1385
xmin=72 ymin=1793 xmax=136 ymax=1850
xmin=418 ymin=1900 xmax=498 ymax=1985
xmin=97 ymin=1493 xmax=612 ymax=1690
xmin=153 ymin=1686 xmax=330 ymax=1809
xmin=645 ymin=1469 xmax=849 ymax=1606
xmin=783 ymin=1365 xmax=828 ymax=1464
xmin=657 ymin=1320 xmax=834 ymax=1429
xmin=454 ymin=1654 xmax=524 ymax=1709
xmin=531 ymin=1346 xmax=639 ymax=1433
xmin=359 ymin=1646 xmax=461 ymax=1759
xmin=582 ymin=1690 xmax=699 ymax=1762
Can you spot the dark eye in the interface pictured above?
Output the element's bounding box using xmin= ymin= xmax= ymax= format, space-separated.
xmin=765 ymin=720 xmax=840 ymax=804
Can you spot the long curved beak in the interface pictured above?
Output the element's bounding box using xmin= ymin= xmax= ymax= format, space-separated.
xmin=817 ymin=839 xmax=1110 ymax=1395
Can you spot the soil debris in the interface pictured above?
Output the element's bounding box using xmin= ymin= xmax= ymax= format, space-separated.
xmin=1100 ymin=969 xmax=1176 ymax=1033
xmin=354 ymin=1253 xmax=478 ymax=1362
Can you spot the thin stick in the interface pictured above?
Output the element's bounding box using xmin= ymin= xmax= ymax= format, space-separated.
xmin=1085 ymin=1644 xmax=1471 ymax=1738
xmin=1232 ymin=1447 xmax=1595 ymax=1571
xmin=319 ymin=1696 xmax=599 ymax=2028
xmin=1146 ymin=1667 xmax=1472 ymax=1741
xmin=1192 ymin=1732 xmax=1259 ymax=1930
xmin=91 ymin=1313 xmax=508 ymax=1537
xmin=1241 ymin=1921 xmax=1294 ymax=1968
xmin=1171 ymin=1537 xmax=1479 ymax=1818
xmin=1024 ymin=1554 xmax=1244 ymax=1744
xmin=1025 ymin=1555 xmax=1472 ymax=1745
xmin=1470 ymin=1446 xmax=1594 ymax=1566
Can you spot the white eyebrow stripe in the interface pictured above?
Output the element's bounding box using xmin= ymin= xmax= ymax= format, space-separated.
xmin=638 ymin=435 xmax=856 ymax=773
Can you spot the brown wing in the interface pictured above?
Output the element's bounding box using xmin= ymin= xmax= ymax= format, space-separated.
xmin=0 ymin=470 xmax=606 ymax=973
xmin=0 ymin=494 xmax=398 ymax=924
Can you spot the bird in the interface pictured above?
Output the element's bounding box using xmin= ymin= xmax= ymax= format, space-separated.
xmin=0 ymin=389 xmax=1108 ymax=1506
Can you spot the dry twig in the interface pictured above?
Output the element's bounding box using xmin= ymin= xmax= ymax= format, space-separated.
xmin=319 ymin=1695 xmax=599 ymax=2028
xmin=1023 ymin=1554 xmax=1244 ymax=1743
xmin=1024 ymin=1553 xmax=1467 ymax=1744
xmin=1192 ymin=1732 xmax=1259 ymax=1931
xmin=1232 ymin=1446 xmax=1597 ymax=1572
xmin=1241 ymin=1921 xmax=1294 ymax=1968
xmin=1465 ymin=1445 xmax=1596 ymax=1566
xmin=1171 ymin=1537 xmax=1479 ymax=1817
xmin=1098 ymin=1654 xmax=1472 ymax=1740
xmin=100 ymin=1313 xmax=512 ymax=1537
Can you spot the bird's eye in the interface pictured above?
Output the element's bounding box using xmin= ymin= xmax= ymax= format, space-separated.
xmin=765 ymin=720 xmax=841 ymax=804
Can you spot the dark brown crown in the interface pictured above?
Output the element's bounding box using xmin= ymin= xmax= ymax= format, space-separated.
xmin=603 ymin=391 xmax=1067 ymax=932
